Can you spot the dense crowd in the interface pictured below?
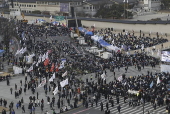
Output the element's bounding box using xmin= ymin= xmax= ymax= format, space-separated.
xmin=0 ymin=21 xmax=169 ymax=114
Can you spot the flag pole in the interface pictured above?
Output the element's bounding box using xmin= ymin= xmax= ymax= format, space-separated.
xmin=127 ymin=0 xmax=128 ymax=19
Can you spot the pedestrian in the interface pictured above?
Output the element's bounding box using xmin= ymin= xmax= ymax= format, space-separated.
xmin=10 ymin=88 xmax=13 ymax=94
xmin=22 ymin=105 xmax=25 ymax=113
xmin=117 ymin=104 xmax=121 ymax=113
xmin=100 ymin=102 xmax=103 ymax=111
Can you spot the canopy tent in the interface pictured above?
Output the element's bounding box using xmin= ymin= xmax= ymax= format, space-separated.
xmin=98 ymin=39 xmax=111 ymax=47
xmin=51 ymin=21 xmax=59 ymax=25
xmin=0 ymin=50 xmax=5 ymax=56
xmin=37 ymin=19 xmax=46 ymax=23
xmin=106 ymin=45 xmax=120 ymax=52
xmin=91 ymin=35 xmax=103 ymax=42
xmin=78 ymin=27 xmax=87 ymax=33
xmin=85 ymin=31 xmax=93 ymax=36
xmin=91 ymin=35 xmax=120 ymax=52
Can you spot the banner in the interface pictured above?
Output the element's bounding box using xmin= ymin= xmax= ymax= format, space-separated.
xmin=13 ymin=66 xmax=23 ymax=74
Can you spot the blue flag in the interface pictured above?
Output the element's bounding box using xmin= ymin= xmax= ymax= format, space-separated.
xmin=150 ymin=81 xmax=153 ymax=88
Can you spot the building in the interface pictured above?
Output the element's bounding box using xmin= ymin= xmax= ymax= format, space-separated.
xmin=137 ymin=0 xmax=161 ymax=11
xmin=8 ymin=0 xmax=110 ymax=18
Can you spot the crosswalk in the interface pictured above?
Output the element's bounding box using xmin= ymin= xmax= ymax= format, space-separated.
xmin=88 ymin=96 xmax=167 ymax=114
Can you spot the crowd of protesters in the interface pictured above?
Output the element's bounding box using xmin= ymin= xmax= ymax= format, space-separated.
xmin=84 ymin=28 xmax=168 ymax=51
xmin=0 ymin=20 xmax=169 ymax=114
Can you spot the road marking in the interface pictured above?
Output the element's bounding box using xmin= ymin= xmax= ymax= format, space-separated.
xmin=72 ymin=108 xmax=91 ymax=114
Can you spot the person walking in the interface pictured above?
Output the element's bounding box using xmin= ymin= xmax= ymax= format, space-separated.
xmin=100 ymin=102 xmax=103 ymax=111
xmin=10 ymin=88 xmax=13 ymax=94
xmin=22 ymin=105 xmax=25 ymax=113
xmin=117 ymin=104 xmax=121 ymax=113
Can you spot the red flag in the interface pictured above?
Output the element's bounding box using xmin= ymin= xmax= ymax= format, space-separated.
xmin=50 ymin=63 xmax=55 ymax=72
xmin=55 ymin=64 xmax=59 ymax=72
xmin=44 ymin=58 xmax=49 ymax=66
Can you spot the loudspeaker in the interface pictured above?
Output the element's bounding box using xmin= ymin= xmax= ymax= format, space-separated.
xmin=111 ymin=28 xmax=113 ymax=31
xmin=68 ymin=19 xmax=82 ymax=28
xmin=123 ymin=29 xmax=125 ymax=32
xmin=11 ymin=0 xmax=14 ymax=8
xmin=71 ymin=7 xmax=75 ymax=18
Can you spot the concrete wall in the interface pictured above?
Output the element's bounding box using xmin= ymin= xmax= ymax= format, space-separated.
xmin=3 ymin=14 xmax=170 ymax=34
xmin=81 ymin=20 xmax=170 ymax=34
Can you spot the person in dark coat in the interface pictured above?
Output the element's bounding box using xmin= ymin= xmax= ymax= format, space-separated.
xmin=117 ymin=104 xmax=121 ymax=113
xmin=100 ymin=102 xmax=103 ymax=111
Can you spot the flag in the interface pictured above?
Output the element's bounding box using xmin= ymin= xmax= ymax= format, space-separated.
xmin=53 ymin=86 xmax=58 ymax=95
xmin=62 ymin=71 xmax=68 ymax=77
xmin=41 ymin=53 xmax=46 ymax=62
xmin=38 ymin=78 xmax=46 ymax=88
xmin=150 ymin=81 xmax=153 ymax=88
xmin=60 ymin=78 xmax=68 ymax=87
xmin=123 ymin=0 xmax=125 ymax=2
xmin=127 ymin=0 xmax=128 ymax=3
xmin=118 ymin=76 xmax=123 ymax=82
xmin=157 ymin=76 xmax=161 ymax=84
xmin=44 ymin=58 xmax=49 ymax=66
xmin=45 ymin=52 xmax=49 ymax=59
xmin=59 ymin=61 xmax=65 ymax=69
xmin=55 ymin=65 xmax=59 ymax=72
xmin=50 ymin=63 xmax=55 ymax=72
xmin=27 ymin=65 xmax=33 ymax=72
xmin=49 ymin=73 xmax=55 ymax=82
xmin=50 ymin=15 xmax=52 ymax=22
xmin=101 ymin=73 xmax=106 ymax=80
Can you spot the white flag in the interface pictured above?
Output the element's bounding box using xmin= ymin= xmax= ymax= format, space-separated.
xmin=50 ymin=15 xmax=52 ymax=20
xmin=65 ymin=78 xmax=68 ymax=85
xmin=127 ymin=0 xmax=128 ymax=3
xmin=60 ymin=78 xmax=68 ymax=87
xmin=53 ymin=86 xmax=58 ymax=95
xmin=118 ymin=76 xmax=123 ymax=82
xmin=157 ymin=76 xmax=161 ymax=84
xmin=38 ymin=78 xmax=46 ymax=88
xmin=123 ymin=0 xmax=125 ymax=2
xmin=59 ymin=61 xmax=65 ymax=69
xmin=62 ymin=71 xmax=68 ymax=77
xmin=42 ymin=53 xmax=46 ymax=62
xmin=101 ymin=73 xmax=106 ymax=80
xmin=27 ymin=65 xmax=33 ymax=72
xmin=49 ymin=73 xmax=55 ymax=82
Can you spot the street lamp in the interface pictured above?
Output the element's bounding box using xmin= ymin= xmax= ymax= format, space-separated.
xmin=123 ymin=0 xmax=125 ymax=19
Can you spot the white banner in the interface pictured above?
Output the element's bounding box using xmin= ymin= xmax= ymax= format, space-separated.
xmin=13 ymin=66 xmax=23 ymax=74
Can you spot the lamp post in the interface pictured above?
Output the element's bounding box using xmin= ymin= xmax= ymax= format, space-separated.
xmin=127 ymin=0 xmax=128 ymax=19
xmin=123 ymin=0 xmax=125 ymax=19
